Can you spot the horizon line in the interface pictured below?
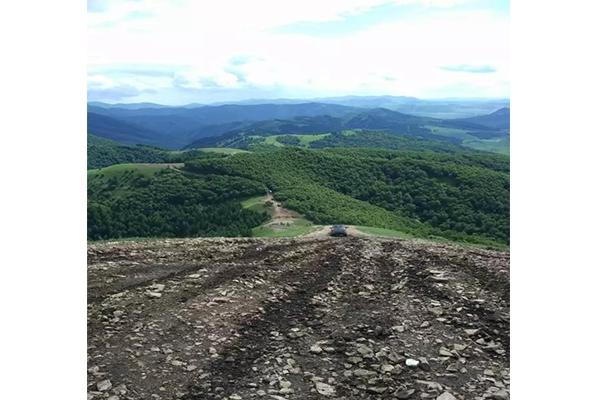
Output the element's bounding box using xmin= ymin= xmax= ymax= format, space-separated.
xmin=88 ymin=95 xmax=511 ymax=107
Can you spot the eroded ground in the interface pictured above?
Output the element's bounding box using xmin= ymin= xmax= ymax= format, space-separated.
xmin=88 ymin=237 xmax=509 ymax=400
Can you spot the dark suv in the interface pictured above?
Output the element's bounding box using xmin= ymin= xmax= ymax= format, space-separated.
xmin=329 ymin=225 xmax=348 ymax=237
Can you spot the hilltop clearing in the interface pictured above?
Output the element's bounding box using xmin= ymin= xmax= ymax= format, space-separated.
xmin=88 ymin=236 xmax=509 ymax=400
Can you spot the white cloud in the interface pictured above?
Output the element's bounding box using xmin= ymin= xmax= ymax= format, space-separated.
xmin=88 ymin=0 xmax=509 ymax=102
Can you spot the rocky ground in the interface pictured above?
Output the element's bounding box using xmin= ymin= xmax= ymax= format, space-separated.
xmin=88 ymin=236 xmax=509 ymax=400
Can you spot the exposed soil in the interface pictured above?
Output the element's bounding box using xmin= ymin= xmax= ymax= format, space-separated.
xmin=88 ymin=236 xmax=509 ymax=400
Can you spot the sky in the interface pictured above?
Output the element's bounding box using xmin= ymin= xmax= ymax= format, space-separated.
xmin=88 ymin=0 xmax=509 ymax=105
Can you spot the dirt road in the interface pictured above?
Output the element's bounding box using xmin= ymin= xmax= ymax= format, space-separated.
xmin=88 ymin=236 xmax=509 ymax=400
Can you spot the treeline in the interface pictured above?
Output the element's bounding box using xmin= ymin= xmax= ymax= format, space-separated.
xmin=88 ymin=168 xmax=268 ymax=240
xmin=88 ymin=134 xmax=226 ymax=169
xmin=88 ymin=134 xmax=170 ymax=169
xmin=186 ymin=147 xmax=509 ymax=245
xmin=309 ymin=130 xmax=464 ymax=153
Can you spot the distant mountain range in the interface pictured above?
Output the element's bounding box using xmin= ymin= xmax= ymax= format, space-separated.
xmin=87 ymin=97 xmax=509 ymax=152
xmin=90 ymin=95 xmax=509 ymax=118
xmin=87 ymin=112 xmax=170 ymax=147
xmin=88 ymin=102 xmax=361 ymax=148
xmin=453 ymin=107 xmax=510 ymax=131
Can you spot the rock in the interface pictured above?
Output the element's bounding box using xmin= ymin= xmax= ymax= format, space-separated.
xmin=151 ymin=283 xmax=165 ymax=292
xmin=353 ymin=368 xmax=376 ymax=377
xmin=229 ymin=395 xmax=242 ymax=400
xmin=367 ymin=386 xmax=387 ymax=394
xmin=114 ymin=384 xmax=127 ymax=395
xmin=213 ymin=297 xmax=229 ymax=303
xmin=146 ymin=291 xmax=162 ymax=298
xmin=417 ymin=380 xmax=443 ymax=392
xmin=315 ymin=382 xmax=335 ymax=396
xmin=310 ymin=344 xmax=323 ymax=354
xmin=394 ymin=388 xmax=416 ymax=399
xmin=453 ymin=343 xmax=467 ymax=352
xmin=418 ymin=357 xmax=431 ymax=371
xmin=97 ymin=380 xmax=112 ymax=392
xmin=437 ymin=392 xmax=457 ymax=400
xmin=439 ymin=347 xmax=454 ymax=357
xmin=391 ymin=325 xmax=405 ymax=333
xmin=465 ymin=328 xmax=479 ymax=336
xmin=489 ymin=389 xmax=509 ymax=399
xmin=405 ymin=358 xmax=420 ymax=367
xmin=446 ymin=363 xmax=459 ymax=372
xmin=420 ymin=321 xmax=431 ymax=328
xmin=356 ymin=344 xmax=373 ymax=357
xmin=381 ymin=364 xmax=395 ymax=373
xmin=429 ymin=307 xmax=445 ymax=317
xmin=279 ymin=380 xmax=292 ymax=389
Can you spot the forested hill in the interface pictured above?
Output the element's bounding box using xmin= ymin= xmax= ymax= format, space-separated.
xmin=87 ymin=164 xmax=268 ymax=240
xmin=186 ymin=148 xmax=509 ymax=246
xmin=87 ymin=134 xmax=227 ymax=169
xmin=88 ymin=112 xmax=170 ymax=147
xmin=452 ymin=107 xmax=510 ymax=131
xmin=87 ymin=135 xmax=170 ymax=169
xmin=88 ymin=145 xmax=508 ymax=246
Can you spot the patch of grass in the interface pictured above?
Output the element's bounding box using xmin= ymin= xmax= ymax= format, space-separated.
xmin=87 ymin=163 xmax=178 ymax=178
xmin=197 ymin=147 xmax=251 ymax=154
xmin=355 ymin=225 xmax=412 ymax=238
xmin=462 ymin=137 xmax=509 ymax=155
xmin=426 ymin=126 xmax=510 ymax=155
xmin=426 ymin=125 xmax=475 ymax=141
xmin=263 ymin=134 xmax=330 ymax=148
xmin=241 ymin=195 xmax=266 ymax=208
xmin=241 ymin=195 xmax=273 ymax=215
xmin=262 ymin=136 xmax=286 ymax=147
xmin=296 ymin=134 xmax=329 ymax=146
xmin=252 ymin=218 xmax=317 ymax=237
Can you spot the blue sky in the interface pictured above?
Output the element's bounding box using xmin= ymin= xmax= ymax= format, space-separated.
xmin=88 ymin=0 xmax=509 ymax=104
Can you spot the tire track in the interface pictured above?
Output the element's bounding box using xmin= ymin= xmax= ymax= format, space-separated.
xmin=182 ymin=240 xmax=359 ymax=399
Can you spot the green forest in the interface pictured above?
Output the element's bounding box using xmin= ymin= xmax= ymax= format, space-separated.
xmin=88 ymin=134 xmax=509 ymax=247
xmin=186 ymin=148 xmax=509 ymax=246
xmin=88 ymin=134 xmax=226 ymax=169
xmin=88 ymin=168 xmax=268 ymax=240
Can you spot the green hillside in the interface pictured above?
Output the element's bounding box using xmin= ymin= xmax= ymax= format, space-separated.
xmin=87 ymin=165 xmax=268 ymax=240
xmin=87 ymin=134 xmax=171 ymax=169
xmin=191 ymin=128 xmax=508 ymax=155
xmin=186 ymin=147 xmax=509 ymax=246
xmin=88 ymin=134 xmax=230 ymax=169
xmin=88 ymin=143 xmax=508 ymax=247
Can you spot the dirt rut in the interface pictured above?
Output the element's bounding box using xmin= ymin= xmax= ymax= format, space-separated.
xmin=88 ymin=237 xmax=509 ymax=400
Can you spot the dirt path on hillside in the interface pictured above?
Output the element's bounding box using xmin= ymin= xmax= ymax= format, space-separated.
xmin=266 ymin=193 xmax=299 ymax=221
xmin=88 ymin=237 xmax=509 ymax=400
